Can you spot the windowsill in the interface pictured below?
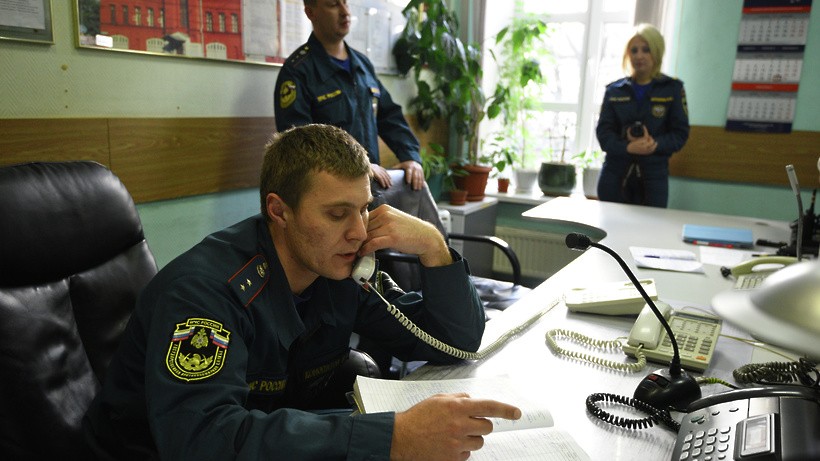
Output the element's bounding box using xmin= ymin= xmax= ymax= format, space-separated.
xmin=484 ymin=184 xmax=589 ymax=206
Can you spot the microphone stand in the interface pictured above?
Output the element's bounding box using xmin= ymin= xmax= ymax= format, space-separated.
xmin=566 ymin=233 xmax=701 ymax=410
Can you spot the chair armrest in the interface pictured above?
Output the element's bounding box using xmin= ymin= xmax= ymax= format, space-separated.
xmin=447 ymin=233 xmax=523 ymax=286
xmin=376 ymin=249 xmax=420 ymax=264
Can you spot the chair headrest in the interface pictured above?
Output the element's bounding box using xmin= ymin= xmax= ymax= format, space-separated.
xmin=0 ymin=161 xmax=146 ymax=287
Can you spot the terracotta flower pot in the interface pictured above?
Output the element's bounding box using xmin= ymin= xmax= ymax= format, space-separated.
xmin=453 ymin=164 xmax=492 ymax=201
xmin=497 ymin=177 xmax=510 ymax=193
xmin=448 ymin=189 xmax=468 ymax=205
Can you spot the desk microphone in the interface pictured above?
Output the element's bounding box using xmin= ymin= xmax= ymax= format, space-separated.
xmin=565 ymin=233 xmax=701 ymax=410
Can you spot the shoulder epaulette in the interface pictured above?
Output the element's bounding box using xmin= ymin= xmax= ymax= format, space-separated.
xmin=285 ymin=44 xmax=311 ymax=67
xmin=228 ymin=254 xmax=269 ymax=307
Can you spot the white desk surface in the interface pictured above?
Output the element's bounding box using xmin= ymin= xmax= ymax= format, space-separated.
xmin=408 ymin=197 xmax=795 ymax=461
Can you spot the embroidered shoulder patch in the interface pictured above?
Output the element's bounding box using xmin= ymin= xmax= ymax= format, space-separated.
xmin=166 ymin=318 xmax=231 ymax=382
xmin=280 ymin=80 xmax=297 ymax=109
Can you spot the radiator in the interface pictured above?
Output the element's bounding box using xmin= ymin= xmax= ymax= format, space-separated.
xmin=493 ymin=226 xmax=580 ymax=280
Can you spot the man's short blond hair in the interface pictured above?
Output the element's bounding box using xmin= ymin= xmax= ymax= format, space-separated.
xmin=260 ymin=124 xmax=371 ymax=217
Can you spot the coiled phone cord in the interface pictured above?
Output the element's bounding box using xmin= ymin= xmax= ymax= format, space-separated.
xmin=369 ymin=283 xmax=557 ymax=361
xmin=733 ymin=358 xmax=819 ymax=386
xmin=545 ymin=328 xmax=647 ymax=373
xmin=586 ymin=393 xmax=680 ymax=432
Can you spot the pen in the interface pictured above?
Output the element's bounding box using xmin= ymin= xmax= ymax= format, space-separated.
xmin=752 ymin=253 xmax=772 ymax=257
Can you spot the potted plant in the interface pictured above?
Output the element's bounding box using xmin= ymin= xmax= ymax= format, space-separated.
xmin=419 ymin=142 xmax=449 ymax=200
xmin=572 ymin=149 xmax=604 ymax=199
xmin=537 ymin=122 xmax=577 ymax=196
xmin=484 ymin=16 xmax=552 ymax=194
xmin=482 ymin=134 xmax=517 ymax=193
xmin=393 ymin=0 xmax=490 ymax=200
xmin=444 ymin=164 xmax=469 ymax=205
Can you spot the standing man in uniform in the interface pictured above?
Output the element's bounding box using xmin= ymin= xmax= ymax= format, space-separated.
xmin=274 ymin=0 xmax=425 ymax=191
xmin=83 ymin=124 xmax=521 ymax=460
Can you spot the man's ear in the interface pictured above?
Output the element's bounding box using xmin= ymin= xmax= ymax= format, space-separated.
xmin=265 ymin=193 xmax=290 ymax=227
xmin=304 ymin=5 xmax=315 ymax=22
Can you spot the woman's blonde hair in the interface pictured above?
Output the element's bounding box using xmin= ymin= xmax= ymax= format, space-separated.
xmin=622 ymin=23 xmax=665 ymax=78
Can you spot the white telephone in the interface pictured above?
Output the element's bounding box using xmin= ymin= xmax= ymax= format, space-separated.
xmin=726 ymin=256 xmax=797 ymax=290
xmin=622 ymin=302 xmax=722 ymax=372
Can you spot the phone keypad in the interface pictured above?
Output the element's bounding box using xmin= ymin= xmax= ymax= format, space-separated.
xmin=677 ymin=424 xmax=734 ymax=460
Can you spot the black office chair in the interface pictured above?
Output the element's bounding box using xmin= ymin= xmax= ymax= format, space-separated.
xmin=0 ymin=161 xmax=159 ymax=459
xmin=373 ymin=169 xmax=531 ymax=319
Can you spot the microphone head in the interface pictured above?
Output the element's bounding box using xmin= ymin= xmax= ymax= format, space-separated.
xmin=565 ymin=233 xmax=592 ymax=250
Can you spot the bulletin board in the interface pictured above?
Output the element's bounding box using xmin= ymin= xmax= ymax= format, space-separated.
xmin=0 ymin=0 xmax=53 ymax=44
xmin=73 ymin=0 xmax=405 ymax=73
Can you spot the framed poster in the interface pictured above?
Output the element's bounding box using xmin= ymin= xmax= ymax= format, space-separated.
xmin=0 ymin=0 xmax=53 ymax=44
xmin=73 ymin=0 xmax=404 ymax=71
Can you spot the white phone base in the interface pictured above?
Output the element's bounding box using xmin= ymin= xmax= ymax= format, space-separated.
xmin=564 ymin=279 xmax=658 ymax=315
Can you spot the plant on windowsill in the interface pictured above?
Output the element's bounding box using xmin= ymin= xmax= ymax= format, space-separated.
xmin=420 ymin=142 xmax=449 ymax=201
xmin=482 ymin=134 xmax=517 ymax=193
xmin=393 ymin=0 xmax=490 ymax=201
xmin=484 ymin=16 xmax=552 ymax=194
xmin=572 ymin=149 xmax=604 ymax=199
xmin=538 ymin=125 xmax=577 ymax=196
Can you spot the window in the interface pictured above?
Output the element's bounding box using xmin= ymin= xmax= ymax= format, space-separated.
xmin=219 ymin=13 xmax=226 ymax=32
xmin=231 ymin=13 xmax=239 ymax=33
xmin=110 ymin=4 xmax=116 ymax=24
xmin=483 ymin=0 xmax=637 ymax=167
xmin=134 ymin=7 xmax=141 ymax=26
xmin=122 ymin=5 xmax=129 ymax=25
xmin=206 ymin=12 xmax=213 ymax=32
xmin=148 ymin=8 xmax=154 ymax=27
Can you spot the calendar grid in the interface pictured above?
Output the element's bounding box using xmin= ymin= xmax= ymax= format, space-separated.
xmin=726 ymin=0 xmax=812 ymax=133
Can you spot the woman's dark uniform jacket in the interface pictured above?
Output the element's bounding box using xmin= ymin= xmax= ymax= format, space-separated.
xmin=83 ymin=214 xmax=484 ymax=460
xmin=596 ymin=74 xmax=689 ymax=204
xmin=274 ymin=33 xmax=421 ymax=166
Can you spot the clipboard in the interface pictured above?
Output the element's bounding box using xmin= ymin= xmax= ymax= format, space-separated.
xmin=682 ymin=224 xmax=754 ymax=249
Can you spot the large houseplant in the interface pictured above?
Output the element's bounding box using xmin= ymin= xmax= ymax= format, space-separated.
xmin=393 ymin=0 xmax=490 ymax=200
xmin=484 ymin=16 xmax=553 ymax=193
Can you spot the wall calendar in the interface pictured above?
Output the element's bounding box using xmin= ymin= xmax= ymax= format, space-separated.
xmin=726 ymin=0 xmax=813 ymax=133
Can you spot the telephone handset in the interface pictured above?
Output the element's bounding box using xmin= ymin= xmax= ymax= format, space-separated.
xmin=351 ymin=253 xmax=377 ymax=289
xmin=622 ymin=303 xmax=722 ymax=372
xmin=723 ymin=255 xmax=798 ymax=290
xmin=627 ymin=301 xmax=673 ymax=349
xmin=349 ymin=253 xmax=552 ymax=361
xmin=728 ymin=255 xmax=797 ymax=277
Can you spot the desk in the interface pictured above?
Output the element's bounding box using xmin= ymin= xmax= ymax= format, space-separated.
xmin=407 ymin=197 xmax=794 ymax=460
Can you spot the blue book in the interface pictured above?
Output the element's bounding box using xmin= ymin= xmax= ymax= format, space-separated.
xmin=682 ymin=224 xmax=754 ymax=249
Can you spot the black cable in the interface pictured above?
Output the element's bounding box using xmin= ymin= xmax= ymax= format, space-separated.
xmin=586 ymin=393 xmax=680 ymax=432
xmin=733 ymin=358 xmax=819 ymax=387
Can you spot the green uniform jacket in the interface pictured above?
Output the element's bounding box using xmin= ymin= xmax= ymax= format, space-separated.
xmin=84 ymin=215 xmax=483 ymax=460
xmin=274 ymin=33 xmax=421 ymax=166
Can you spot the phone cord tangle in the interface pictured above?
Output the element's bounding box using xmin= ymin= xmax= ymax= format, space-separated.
xmin=545 ymin=328 xmax=647 ymax=373
xmin=371 ymin=286 xmax=556 ymax=361
xmin=734 ymin=358 xmax=819 ymax=386
xmin=586 ymin=393 xmax=680 ymax=432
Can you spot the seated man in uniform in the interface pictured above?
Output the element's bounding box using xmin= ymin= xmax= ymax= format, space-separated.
xmin=83 ymin=124 xmax=520 ymax=460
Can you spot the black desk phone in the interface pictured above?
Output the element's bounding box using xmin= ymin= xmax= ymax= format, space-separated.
xmin=672 ymin=385 xmax=820 ymax=461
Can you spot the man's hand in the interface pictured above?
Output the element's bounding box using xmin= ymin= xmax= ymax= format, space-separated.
xmin=390 ymin=393 xmax=522 ymax=461
xmin=371 ymin=164 xmax=393 ymax=189
xmin=397 ymin=160 xmax=425 ymax=191
xmin=360 ymin=205 xmax=450 ymax=267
